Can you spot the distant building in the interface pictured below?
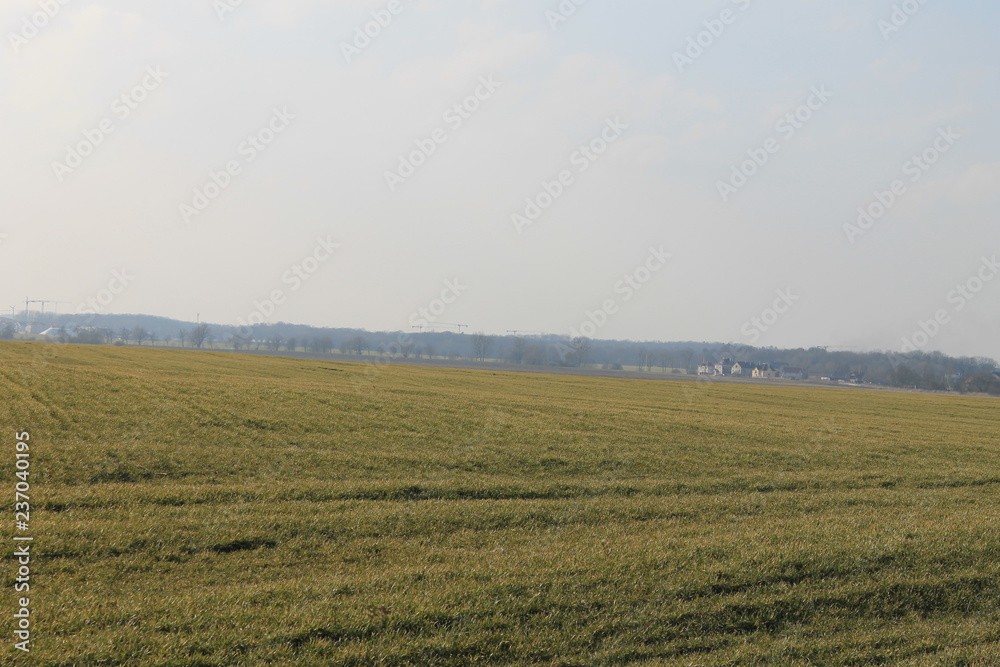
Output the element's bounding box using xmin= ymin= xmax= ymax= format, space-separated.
xmin=38 ymin=326 xmax=78 ymax=338
xmin=698 ymin=358 xmax=791 ymax=379
xmin=752 ymin=364 xmax=778 ymax=379
xmin=731 ymin=361 xmax=762 ymax=377
xmin=781 ymin=366 xmax=806 ymax=380
xmin=714 ymin=357 xmax=733 ymax=376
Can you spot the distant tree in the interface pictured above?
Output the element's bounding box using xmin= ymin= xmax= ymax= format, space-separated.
xmin=267 ymin=334 xmax=284 ymax=352
xmin=400 ymin=341 xmax=415 ymax=358
xmin=893 ymin=364 xmax=921 ymax=388
xmin=178 ymin=329 xmax=188 ymax=348
xmin=564 ymin=337 xmax=591 ymax=367
xmin=344 ymin=335 xmax=368 ymax=356
xmin=422 ymin=343 xmax=436 ymax=359
xmin=508 ymin=337 xmax=528 ymax=364
xmin=658 ymin=351 xmax=672 ymax=373
xmin=964 ymin=372 xmax=1000 ymax=395
xmin=230 ymin=327 xmax=252 ymax=351
xmin=132 ymin=326 xmax=148 ymax=346
xmin=636 ymin=347 xmax=653 ymax=372
xmin=0 ymin=321 xmax=15 ymax=340
xmin=523 ymin=343 xmax=547 ymax=366
xmin=118 ymin=327 xmax=131 ymax=344
xmin=682 ymin=348 xmax=696 ymax=374
xmin=286 ymin=337 xmax=297 ymax=352
xmin=190 ymin=323 xmax=210 ymax=349
xmin=74 ymin=328 xmax=103 ymax=345
xmin=470 ymin=332 xmax=493 ymax=362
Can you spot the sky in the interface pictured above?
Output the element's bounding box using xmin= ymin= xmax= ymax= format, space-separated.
xmin=1 ymin=0 xmax=998 ymax=360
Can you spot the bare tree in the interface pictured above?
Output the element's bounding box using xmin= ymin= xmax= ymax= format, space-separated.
xmin=569 ymin=337 xmax=592 ymax=367
xmin=132 ymin=326 xmax=148 ymax=346
xmin=178 ymin=329 xmax=188 ymax=348
xmin=229 ymin=328 xmax=250 ymax=351
xmin=340 ymin=335 xmax=367 ymax=355
xmin=636 ymin=347 xmax=654 ymax=372
xmin=267 ymin=334 xmax=284 ymax=351
xmin=509 ymin=337 xmax=528 ymax=364
xmin=286 ymin=337 xmax=297 ymax=352
xmin=682 ymin=348 xmax=696 ymax=374
xmin=470 ymin=332 xmax=493 ymax=362
xmin=190 ymin=323 xmax=210 ymax=349
xmin=658 ymin=350 xmax=673 ymax=373
xmin=118 ymin=327 xmax=131 ymax=344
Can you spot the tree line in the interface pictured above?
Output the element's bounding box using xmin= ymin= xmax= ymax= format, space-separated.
xmin=5 ymin=314 xmax=998 ymax=395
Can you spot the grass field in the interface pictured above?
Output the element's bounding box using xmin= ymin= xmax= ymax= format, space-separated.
xmin=2 ymin=341 xmax=999 ymax=666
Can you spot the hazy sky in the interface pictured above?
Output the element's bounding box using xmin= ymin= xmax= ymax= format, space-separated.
xmin=2 ymin=0 xmax=998 ymax=359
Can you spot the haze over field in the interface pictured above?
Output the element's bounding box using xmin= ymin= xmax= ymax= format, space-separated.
xmin=2 ymin=1 xmax=998 ymax=359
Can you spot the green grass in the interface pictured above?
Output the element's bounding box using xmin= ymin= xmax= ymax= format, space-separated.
xmin=1 ymin=341 xmax=998 ymax=665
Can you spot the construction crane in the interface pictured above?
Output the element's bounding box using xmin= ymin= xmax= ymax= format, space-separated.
xmin=25 ymin=299 xmax=68 ymax=318
xmin=435 ymin=322 xmax=468 ymax=333
xmin=23 ymin=299 xmax=70 ymax=328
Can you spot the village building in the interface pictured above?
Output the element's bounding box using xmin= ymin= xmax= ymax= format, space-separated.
xmin=752 ymin=363 xmax=778 ymax=379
